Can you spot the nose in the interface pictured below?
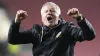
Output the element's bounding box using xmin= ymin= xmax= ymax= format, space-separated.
xmin=47 ymin=10 xmax=52 ymax=14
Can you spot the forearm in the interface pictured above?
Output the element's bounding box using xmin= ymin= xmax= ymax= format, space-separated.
xmin=77 ymin=17 xmax=96 ymax=40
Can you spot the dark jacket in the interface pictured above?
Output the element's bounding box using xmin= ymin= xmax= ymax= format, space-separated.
xmin=8 ymin=17 xmax=96 ymax=56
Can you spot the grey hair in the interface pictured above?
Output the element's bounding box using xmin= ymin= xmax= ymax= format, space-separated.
xmin=41 ymin=2 xmax=61 ymax=15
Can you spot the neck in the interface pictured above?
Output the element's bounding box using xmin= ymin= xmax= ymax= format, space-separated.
xmin=48 ymin=24 xmax=56 ymax=29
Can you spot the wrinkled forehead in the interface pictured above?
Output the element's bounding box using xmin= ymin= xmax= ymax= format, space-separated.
xmin=41 ymin=2 xmax=61 ymax=14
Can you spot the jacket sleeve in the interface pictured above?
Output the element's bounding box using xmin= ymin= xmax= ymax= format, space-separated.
xmin=8 ymin=21 xmax=37 ymax=44
xmin=69 ymin=18 xmax=96 ymax=42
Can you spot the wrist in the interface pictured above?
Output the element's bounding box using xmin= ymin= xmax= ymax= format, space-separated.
xmin=15 ymin=18 xmax=21 ymax=23
xmin=74 ymin=14 xmax=83 ymax=21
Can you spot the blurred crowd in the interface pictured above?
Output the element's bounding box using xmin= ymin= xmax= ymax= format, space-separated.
xmin=0 ymin=0 xmax=21 ymax=56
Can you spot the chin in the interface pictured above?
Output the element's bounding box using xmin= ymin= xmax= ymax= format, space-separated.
xmin=44 ymin=22 xmax=54 ymax=27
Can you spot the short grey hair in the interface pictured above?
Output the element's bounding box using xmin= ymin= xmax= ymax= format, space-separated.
xmin=41 ymin=2 xmax=61 ymax=15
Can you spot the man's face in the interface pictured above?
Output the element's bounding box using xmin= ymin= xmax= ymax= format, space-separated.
xmin=41 ymin=4 xmax=60 ymax=27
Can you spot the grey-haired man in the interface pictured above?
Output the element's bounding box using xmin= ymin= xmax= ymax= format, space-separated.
xmin=8 ymin=2 xmax=96 ymax=56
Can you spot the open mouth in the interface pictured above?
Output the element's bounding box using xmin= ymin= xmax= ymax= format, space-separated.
xmin=47 ymin=17 xmax=52 ymax=21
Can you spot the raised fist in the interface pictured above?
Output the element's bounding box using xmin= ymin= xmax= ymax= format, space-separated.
xmin=67 ymin=8 xmax=81 ymax=18
xmin=15 ymin=10 xmax=28 ymax=23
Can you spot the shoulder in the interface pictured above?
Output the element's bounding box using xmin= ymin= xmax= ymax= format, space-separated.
xmin=32 ymin=24 xmax=42 ymax=32
xmin=64 ymin=22 xmax=74 ymax=26
xmin=32 ymin=24 xmax=41 ymax=28
xmin=62 ymin=22 xmax=77 ymax=31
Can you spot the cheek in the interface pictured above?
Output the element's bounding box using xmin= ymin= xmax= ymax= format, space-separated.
xmin=42 ymin=13 xmax=48 ymax=20
xmin=56 ymin=13 xmax=60 ymax=17
xmin=41 ymin=14 xmax=45 ymax=20
xmin=41 ymin=18 xmax=45 ymax=23
xmin=41 ymin=13 xmax=46 ymax=18
xmin=41 ymin=17 xmax=47 ymax=23
xmin=55 ymin=14 xmax=60 ymax=19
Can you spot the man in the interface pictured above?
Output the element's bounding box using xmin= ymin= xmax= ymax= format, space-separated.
xmin=8 ymin=2 xmax=96 ymax=56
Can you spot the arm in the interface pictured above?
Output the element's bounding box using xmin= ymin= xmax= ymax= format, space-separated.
xmin=8 ymin=10 xmax=36 ymax=44
xmin=67 ymin=8 xmax=96 ymax=42
xmin=70 ymin=17 xmax=96 ymax=42
xmin=8 ymin=21 xmax=33 ymax=44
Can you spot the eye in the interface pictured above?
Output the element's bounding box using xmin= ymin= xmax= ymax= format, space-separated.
xmin=43 ymin=10 xmax=56 ymax=13
xmin=50 ymin=10 xmax=56 ymax=13
xmin=44 ymin=10 xmax=48 ymax=13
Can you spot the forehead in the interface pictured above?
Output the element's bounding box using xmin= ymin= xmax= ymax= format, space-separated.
xmin=42 ymin=4 xmax=56 ymax=11
xmin=41 ymin=2 xmax=61 ymax=15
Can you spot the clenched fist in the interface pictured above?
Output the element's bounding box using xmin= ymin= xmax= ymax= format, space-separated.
xmin=15 ymin=10 xmax=28 ymax=23
xmin=67 ymin=8 xmax=82 ymax=19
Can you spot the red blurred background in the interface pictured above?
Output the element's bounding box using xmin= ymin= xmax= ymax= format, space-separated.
xmin=2 ymin=0 xmax=100 ymax=56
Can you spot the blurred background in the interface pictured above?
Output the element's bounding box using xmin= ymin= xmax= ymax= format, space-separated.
xmin=0 ymin=0 xmax=100 ymax=56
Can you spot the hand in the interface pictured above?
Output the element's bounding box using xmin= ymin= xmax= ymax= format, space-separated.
xmin=15 ymin=10 xmax=28 ymax=23
xmin=67 ymin=8 xmax=82 ymax=18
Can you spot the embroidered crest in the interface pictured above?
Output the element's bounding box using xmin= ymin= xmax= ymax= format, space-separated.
xmin=56 ymin=31 xmax=62 ymax=38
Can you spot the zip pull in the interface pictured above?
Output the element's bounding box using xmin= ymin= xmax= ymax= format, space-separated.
xmin=40 ymin=27 xmax=43 ymax=42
